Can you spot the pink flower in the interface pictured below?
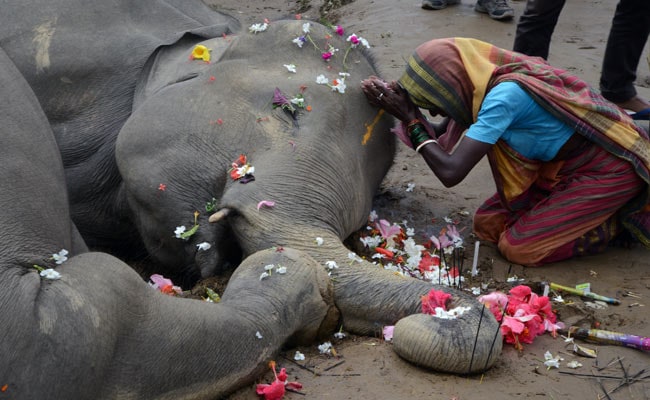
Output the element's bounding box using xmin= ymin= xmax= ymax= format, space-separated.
xmin=383 ymin=325 xmax=394 ymax=341
xmin=256 ymin=361 xmax=302 ymax=400
xmin=376 ymin=219 xmax=401 ymax=241
xmin=321 ymin=51 xmax=332 ymax=61
xmin=335 ymin=25 xmax=344 ymax=36
xmin=421 ymin=288 xmax=452 ymax=315
xmin=149 ymin=274 xmax=182 ymax=295
xmin=478 ymin=291 xmax=508 ymax=322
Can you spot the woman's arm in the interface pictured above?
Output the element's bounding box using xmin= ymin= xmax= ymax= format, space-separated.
xmin=361 ymin=76 xmax=491 ymax=187
xmin=417 ymin=136 xmax=492 ymax=187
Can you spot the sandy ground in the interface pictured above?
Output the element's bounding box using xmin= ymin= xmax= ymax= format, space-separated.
xmin=205 ymin=1 xmax=650 ymax=399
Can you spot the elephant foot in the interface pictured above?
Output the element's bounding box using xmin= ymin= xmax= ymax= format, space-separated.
xmin=392 ymin=296 xmax=503 ymax=374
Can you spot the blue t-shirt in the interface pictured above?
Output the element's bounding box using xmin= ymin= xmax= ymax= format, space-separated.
xmin=465 ymin=82 xmax=575 ymax=161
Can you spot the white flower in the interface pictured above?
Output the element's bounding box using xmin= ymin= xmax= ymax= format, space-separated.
xmin=292 ymin=36 xmax=305 ymax=48
xmin=444 ymin=216 xmax=453 ymax=224
xmin=318 ymin=341 xmax=332 ymax=354
xmin=40 ymin=268 xmax=61 ymax=280
xmin=334 ymin=331 xmax=346 ymax=339
xmin=174 ymin=226 xmax=186 ymax=238
xmin=471 ymin=287 xmax=481 ymax=295
xmin=338 ymin=72 xmax=350 ymax=78
xmin=249 ymin=23 xmax=268 ymax=34
xmin=196 ymin=242 xmax=211 ymax=251
xmin=284 ymin=64 xmax=297 ymax=73
xmin=264 ymin=264 xmax=275 ymax=271
xmin=347 ymin=252 xmax=363 ymax=263
xmin=290 ymin=96 xmax=304 ymax=107
xmin=406 ymin=183 xmax=415 ymax=192
xmin=331 ymin=77 xmax=346 ymax=93
xmin=359 ymin=37 xmax=370 ymax=48
xmin=553 ymin=295 xmax=565 ymax=303
xmin=276 ymin=265 xmax=287 ymax=274
xmin=403 ymin=237 xmax=425 ymax=259
xmin=431 ymin=306 xmax=472 ymax=319
xmin=52 ymin=249 xmax=69 ymax=264
xmin=294 ymin=351 xmax=305 ymax=361
xmin=302 ymin=22 xmax=311 ymax=33
xmin=316 ymin=74 xmax=329 ymax=85
xmin=372 ymin=253 xmax=385 ymax=260
xmin=360 ymin=235 xmax=382 ymax=248
xmin=369 ymin=210 xmax=378 ymax=221
xmin=566 ymin=360 xmax=582 ymax=369
xmin=406 ymin=227 xmax=415 ymax=237
xmin=325 ymin=260 xmax=339 ymax=270
xmin=256 ymin=331 xmax=263 ymax=339
xmin=315 ymin=237 xmax=324 ymax=246
xmin=259 ymin=272 xmax=269 ymax=280
xmin=543 ymin=351 xmax=563 ymax=369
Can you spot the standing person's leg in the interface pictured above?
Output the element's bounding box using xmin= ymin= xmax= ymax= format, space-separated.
xmin=512 ymin=0 xmax=566 ymax=59
xmin=600 ymin=0 xmax=650 ymax=112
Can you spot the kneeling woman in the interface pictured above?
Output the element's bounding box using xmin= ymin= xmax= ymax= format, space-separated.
xmin=362 ymin=38 xmax=649 ymax=266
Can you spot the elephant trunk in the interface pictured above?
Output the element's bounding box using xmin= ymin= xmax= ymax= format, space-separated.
xmin=239 ymin=229 xmax=503 ymax=373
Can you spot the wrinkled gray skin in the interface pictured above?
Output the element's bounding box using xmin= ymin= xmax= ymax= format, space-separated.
xmin=0 ymin=46 xmax=334 ymax=399
xmin=1 ymin=0 xmax=501 ymax=397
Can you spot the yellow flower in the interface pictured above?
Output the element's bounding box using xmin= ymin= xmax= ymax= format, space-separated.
xmin=190 ymin=44 xmax=211 ymax=62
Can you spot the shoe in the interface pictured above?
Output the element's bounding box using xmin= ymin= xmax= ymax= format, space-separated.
xmin=422 ymin=0 xmax=460 ymax=10
xmin=475 ymin=0 xmax=514 ymax=20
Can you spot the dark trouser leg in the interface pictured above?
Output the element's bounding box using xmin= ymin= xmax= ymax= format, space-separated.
xmin=599 ymin=0 xmax=650 ymax=103
xmin=512 ymin=0 xmax=566 ymax=59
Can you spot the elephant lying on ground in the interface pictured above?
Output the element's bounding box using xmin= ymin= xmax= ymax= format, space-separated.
xmin=0 ymin=46 xmax=335 ymax=398
xmin=1 ymin=0 xmax=502 ymax=397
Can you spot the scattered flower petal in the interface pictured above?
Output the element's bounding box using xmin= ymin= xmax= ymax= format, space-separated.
xmin=40 ymin=269 xmax=61 ymax=280
xmin=149 ymin=274 xmax=182 ymax=295
xmin=52 ymin=249 xmax=69 ymax=264
xmin=283 ymin=63 xmax=297 ymax=73
xmin=318 ymin=341 xmax=332 ymax=354
xmin=257 ymin=200 xmax=276 ymax=210
xmin=315 ymin=237 xmax=324 ymax=246
xmin=256 ymin=331 xmax=263 ymax=339
xmin=196 ymin=242 xmax=211 ymax=251
xmin=383 ymin=325 xmax=394 ymax=341
xmin=249 ymin=23 xmax=268 ymax=34
xmin=294 ymin=351 xmax=305 ymax=361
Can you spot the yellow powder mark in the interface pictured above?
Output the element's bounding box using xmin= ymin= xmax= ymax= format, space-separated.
xmin=32 ymin=18 xmax=57 ymax=74
xmin=362 ymin=109 xmax=385 ymax=145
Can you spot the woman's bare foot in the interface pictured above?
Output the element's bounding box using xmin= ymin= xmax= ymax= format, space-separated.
xmin=614 ymin=96 xmax=650 ymax=113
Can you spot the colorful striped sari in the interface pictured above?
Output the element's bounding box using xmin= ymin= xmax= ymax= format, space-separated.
xmin=398 ymin=38 xmax=650 ymax=265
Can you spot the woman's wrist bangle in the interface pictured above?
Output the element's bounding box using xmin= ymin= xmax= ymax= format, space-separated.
xmin=415 ymin=139 xmax=438 ymax=153
xmin=407 ymin=119 xmax=421 ymax=127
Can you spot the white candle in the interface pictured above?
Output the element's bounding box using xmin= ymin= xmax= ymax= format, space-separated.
xmin=471 ymin=241 xmax=480 ymax=276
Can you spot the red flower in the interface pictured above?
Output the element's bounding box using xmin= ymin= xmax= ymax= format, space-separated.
xmin=157 ymin=183 xmax=166 ymax=191
xmin=421 ymin=288 xmax=451 ymax=315
xmin=417 ymin=253 xmax=440 ymax=274
xmin=256 ymin=361 xmax=302 ymax=400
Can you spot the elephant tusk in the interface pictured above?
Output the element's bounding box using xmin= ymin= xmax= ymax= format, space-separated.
xmin=208 ymin=208 xmax=231 ymax=223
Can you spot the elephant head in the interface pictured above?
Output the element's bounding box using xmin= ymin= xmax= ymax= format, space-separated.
xmin=116 ymin=19 xmax=502 ymax=373
xmin=0 ymin=42 xmax=337 ymax=398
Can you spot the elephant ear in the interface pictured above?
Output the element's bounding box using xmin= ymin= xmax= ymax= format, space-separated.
xmin=392 ymin=293 xmax=502 ymax=374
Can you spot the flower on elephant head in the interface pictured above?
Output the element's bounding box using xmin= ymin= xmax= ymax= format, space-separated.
xmin=248 ymin=22 xmax=268 ymax=34
xmin=196 ymin=242 xmax=211 ymax=251
xmin=189 ymin=44 xmax=211 ymax=62
xmin=229 ymin=154 xmax=255 ymax=182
